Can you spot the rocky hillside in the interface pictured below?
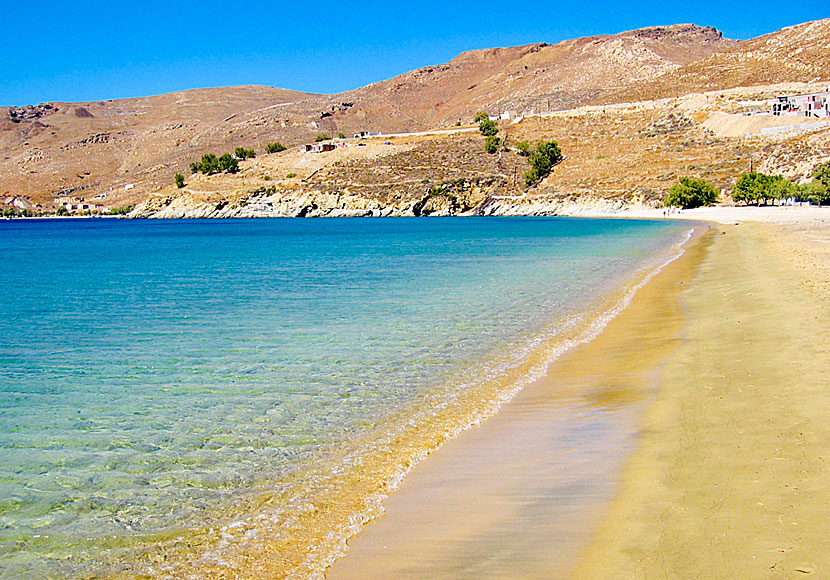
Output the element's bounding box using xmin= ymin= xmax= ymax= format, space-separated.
xmin=614 ymin=19 xmax=830 ymax=102
xmin=2 ymin=19 xmax=829 ymax=213
xmin=131 ymin=85 xmax=830 ymax=219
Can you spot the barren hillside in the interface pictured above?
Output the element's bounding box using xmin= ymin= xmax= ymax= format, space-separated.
xmin=2 ymin=19 xmax=829 ymax=214
xmin=612 ymin=19 xmax=830 ymax=103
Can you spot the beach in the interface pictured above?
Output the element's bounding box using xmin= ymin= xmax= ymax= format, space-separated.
xmin=326 ymin=207 xmax=830 ymax=579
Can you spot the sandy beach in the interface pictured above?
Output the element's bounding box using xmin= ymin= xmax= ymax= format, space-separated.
xmin=326 ymin=206 xmax=830 ymax=579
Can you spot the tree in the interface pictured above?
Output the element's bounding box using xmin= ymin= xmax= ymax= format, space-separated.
xmin=524 ymin=140 xmax=563 ymax=187
xmin=338 ymin=132 xmax=346 ymax=139
xmin=473 ymin=111 xmax=490 ymax=123
xmin=218 ymin=153 xmax=239 ymax=173
xmin=266 ymin=142 xmax=286 ymax=153
xmin=516 ymin=141 xmax=532 ymax=157
xmin=200 ymin=153 xmax=220 ymax=175
xmin=484 ymin=135 xmax=501 ymax=154
xmin=732 ymin=172 xmax=793 ymax=205
xmin=234 ymin=147 xmax=255 ymax=160
xmin=813 ymin=161 xmax=830 ymax=189
xmin=665 ymin=177 xmax=718 ymax=209
xmin=478 ymin=118 xmax=498 ymax=137
xmin=799 ymin=179 xmax=829 ymax=205
xmin=175 ymin=173 xmax=185 ymax=188
xmin=315 ymin=134 xmax=331 ymax=142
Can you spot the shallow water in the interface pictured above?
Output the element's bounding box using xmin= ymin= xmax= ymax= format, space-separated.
xmin=0 ymin=217 xmax=689 ymax=578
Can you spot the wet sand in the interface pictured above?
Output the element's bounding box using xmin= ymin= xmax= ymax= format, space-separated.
xmin=326 ymin=228 xmax=709 ymax=579
xmin=326 ymin=208 xmax=829 ymax=579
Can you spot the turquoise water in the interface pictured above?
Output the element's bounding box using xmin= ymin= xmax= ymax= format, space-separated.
xmin=0 ymin=217 xmax=690 ymax=578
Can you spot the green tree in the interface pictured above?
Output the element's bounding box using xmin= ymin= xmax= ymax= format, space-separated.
xmin=266 ymin=142 xmax=287 ymax=153
xmin=516 ymin=141 xmax=532 ymax=157
xmin=484 ymin=135 xmax=501 ymax=154
xmin=665 ymin=177 xmax=718 ymax=209
xmin=315 ymin=134 xmax=331 ymax=142
xmin=473 ymin=111 xmax=490 ymax=123
xmin=478 ymin=118 xmax=498 ymax=137
xmin=218 ymin=153 xmax=239 ymax=173
xmin=234 ymin=147 xmax=255 ymax=160
xmin=813 ymin=161 xmax=830 ymax=189
xmin=200 ymin=153 xmax=220 ymax=175
xmin=338 ymin=132 xmax=346 ymax=139
xmin=799 ymin=180 xmax=829 ymax=205
xmin=732 ymin=172 xmax=793 ymax=205
xmin=175 ymin=173 xmax=185 ymax=188
xmin=56 ymin=205 xmax=68 ymax=216
xmin=524 ymin=140 xmax=563 ymax=186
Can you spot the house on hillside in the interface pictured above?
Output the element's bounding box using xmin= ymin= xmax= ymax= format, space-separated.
xmin=303 ymin=143 xmax=336 ymax=153
xmin=772 ymin=89 xmax=830 ymax=118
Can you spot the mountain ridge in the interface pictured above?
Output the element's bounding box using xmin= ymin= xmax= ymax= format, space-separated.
xmin=2 ymin=20 xmax=829 ymax=213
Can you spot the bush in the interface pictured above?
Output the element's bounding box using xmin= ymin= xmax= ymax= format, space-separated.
xmin=110 ymin=205 xmax=134 ymax=215
xmin=732 ymin=172 xmax=794 ymax=205
xmin=315 ymin=134 xmax=331 ymax=142
xmin=799 ymin=180 xmax=829 ymax=205
xmin=286 ymin=172 xmax=297 ymax=178
xmin=56 ymin=205 xmax=69 ymax=216
xmin=516 ymin=141 xmax=532 ymax=157
xmin=266 ymin=142 xmax=286 ymax=154
xmin=665 ymin=177 xmax=718 ymax=209
xmin=338 ymin=132 xmax=346 ymax=139
xmin=199 ymin=153 xmax=220 ymax=175
xmin=175 ymin=173 xmax=185 ymax=188
xmin=812 ymin=161 xmax=830 ymax=189
xmin=473 ymin=112 xmax=490 ymax=123
xmin=478 ymin=118 xmax=498 ymax=137
xmin=218 ymin=154 xmax=239 ymax=173
xmin=484 ymin=135 xmax=501 ymax=154
xmin=234 ymin=147 xmax=255 ymax=160
xmin=524 ymin=140 xmax=563 ymax=186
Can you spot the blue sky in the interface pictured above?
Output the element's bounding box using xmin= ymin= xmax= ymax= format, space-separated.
xmin=1 ymin=0 xmax=827 ymax=106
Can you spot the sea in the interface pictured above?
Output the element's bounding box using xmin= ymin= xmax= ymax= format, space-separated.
xmin=0 ymin=217 xmax=693 ymax=579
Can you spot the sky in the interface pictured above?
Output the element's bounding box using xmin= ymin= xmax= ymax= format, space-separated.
xmin=1 ymin=0 xmax=827 ymax=106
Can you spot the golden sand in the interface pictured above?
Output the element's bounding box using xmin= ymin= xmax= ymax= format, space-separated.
xmin=576 ymin=218 xmax=830 ymax=579
xmin=327 ymin=209 xmax=830 ymax=579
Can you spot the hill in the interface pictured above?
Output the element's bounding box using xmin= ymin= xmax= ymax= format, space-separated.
xmin=1 ymin=20 xmax=829 ymax=215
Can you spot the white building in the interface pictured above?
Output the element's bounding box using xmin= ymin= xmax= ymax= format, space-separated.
xmin=772 ymin=89 xmax=830 ymax=118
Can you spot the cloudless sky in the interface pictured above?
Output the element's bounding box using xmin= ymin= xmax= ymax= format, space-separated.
xmin=1 ymin=0 xmax=827 ymax=106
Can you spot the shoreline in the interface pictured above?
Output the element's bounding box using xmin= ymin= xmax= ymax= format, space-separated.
xmin=325 ymin=208 xmax=828 ymax=579
xmin=325 ymin=223 xmax=709 ymax=579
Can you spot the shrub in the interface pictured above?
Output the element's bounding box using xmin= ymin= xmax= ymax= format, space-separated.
xmin=338 ymin=132 xmax=346 ymax=139
xmin=315 ymin=134 xmax=331 ymax=142
xmin=286 ymin=172 xmax=297 ymax=178
xmin=732 ymin=172 xmax=794 ymax=205
xmin=473 ymin=112 xmax=489 ymax=123
xmin=218 ymin=154 xmax=238 ymax=173
xmin=665 ymin=177 xmax=718 ymax=209
xmin=484 ymin=135 xmax=501 ymax=154
xmin=516 ymin=141 xmax=532 ymax=157
xmin=110 ymin=205 xmax=134 ymax=215
xmin=234 ymin=147 xmax=255 ymax=160
xmin=56 ymin=205 xmax=69 ymax=216
xmin=799 ymin=179 xmax=829 ymax=205
xmin=175 ymin=173 xmax=185 ymax=188
xmin=478 ymin=118 xmax=498 ymax=137
xmin=524 ymin=140 xmax=563 ymax=186
xmin=813 ymin=161 xmax=830 ymax=189
xmin=266 ymin=142 xmax=286 ymax=154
